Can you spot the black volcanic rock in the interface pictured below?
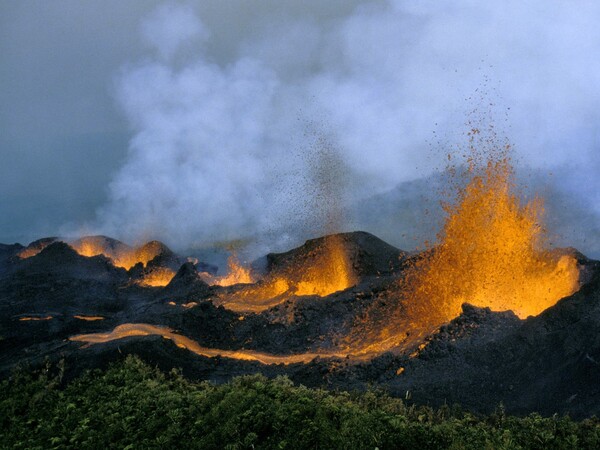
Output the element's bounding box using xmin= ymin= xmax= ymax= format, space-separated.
xmin=161 ymin=262 xmax=211 ymax=297
xmin=413 ymin=303 xmax=521 ymax=361
xmin=3 ymin=231 xmax=600 ymax=420
xmin=266 ymin=231 xmax=407 ymax=280
xmin=13 ymin=241 xmax=127 ymax=281
xmin=0 ymin=243 xmax=23 ymax=273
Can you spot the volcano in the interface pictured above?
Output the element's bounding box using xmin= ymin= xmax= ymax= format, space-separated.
xmin=1 ymin=228 xmax=600 ymax=418
xmin=2 ymin=146 xmax=598 ymax=418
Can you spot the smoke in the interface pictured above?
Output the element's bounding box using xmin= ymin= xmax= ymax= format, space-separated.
xmin=96 ymin=0 xmax=600 ymax=256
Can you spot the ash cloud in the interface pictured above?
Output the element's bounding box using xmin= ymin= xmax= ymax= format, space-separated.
xmin=95 ymin=1 xmax=600 ymax=257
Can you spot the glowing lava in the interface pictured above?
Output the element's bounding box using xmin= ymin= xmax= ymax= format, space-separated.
xmin=73 ymin=315 xmax=104 ymax=321
xmin=214 ymin=235 xmax=356 ymax=312
xmin=18 ymin=315 xmax=53 ymax=321
xmin=406 ymin=152 xmax=580 ymax=321
xmin=71 ymin=238 xmax=177 ymax=287
xmin=18 ymin=236 xmax=177 ymax=287
xmin=136 ymin=267 xmax=176 ymax=287
xmin=293 ymin=234 xmax=356 ymax=297
xmin=346 ymin=142 xmax=580 ymax=355
xmin=70 ymin=323 xmax=338 ymax=365
xmin=202 ymin=254 xmax=254 ymax=286
xmin=70 ymin=238 xmax=165 ymax=270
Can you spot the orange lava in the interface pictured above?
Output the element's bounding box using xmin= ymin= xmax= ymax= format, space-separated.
xmin=137 ymin=267 xmax=176 ymax=287
xmin=406 ymin=153 xmax=580 ymax=321
xmin=18 ymin=236 xmax=175 ymax=286
xmin=345 ymin=142 xmax=580 ymax=356
xmin=74 ymin=315 xmax=104 ymax=321
xmin=17 ymin=248 xmax=45 ymax=259
xmin=70 ymin=238 xmax=164 ymax=270
xmin=214 ymin=278 xmax=291 ymax=313
xmin=294 ymin=234 xmax=356 ymax=297
xmin=70 ymin=323 xmax=343 ymax=365
xmin=214 ymin=235 xmax=356 ymax=312
xmin=19 ymin=316 xmax=53 ymax=321
xmin=202 ymin=254 xmax=254 ymax=286
xmin=71 ymin=238 xmax=175 ymax=287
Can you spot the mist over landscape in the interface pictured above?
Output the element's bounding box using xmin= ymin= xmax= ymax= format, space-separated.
xmin=2 ymin=0 xmax=600 ymax=258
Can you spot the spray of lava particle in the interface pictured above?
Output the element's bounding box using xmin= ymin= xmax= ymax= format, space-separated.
xmin=202 ymin=254 xmax=254 ymax=287
xmin=345 ymin=134 xmax=580 ymax=355
xmin=407 ymin=151 xmax=580 ymax=321
xmin=293 ymin=234 xmax=356 ymax=297
xmin=213 ymin=235 xmax=356 ymax=312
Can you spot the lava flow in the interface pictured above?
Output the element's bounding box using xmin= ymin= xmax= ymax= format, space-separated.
xmin=70 ymin=323 xmax=340 ymax=365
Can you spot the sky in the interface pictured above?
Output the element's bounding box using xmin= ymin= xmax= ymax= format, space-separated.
xmin=1 ymin=0 xmax=600 ymax=257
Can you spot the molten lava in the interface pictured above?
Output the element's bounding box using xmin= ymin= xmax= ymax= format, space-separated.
xmin=293 ymin=234 xmax=356 ymax=297
xmin=136 ymin=267 xmax=176 ymax=287
xmin=73 ymin=315 xmax=104 ymax=321
xmin=407 ymin=154 xmax=580 ymax=321
xmin=345 ymin=143 xmax=580 ymax=355
xmin=18 ymin=315 xmax=53 ymax=321
xmin=17 ymin=248 xmax=44 ymax=259
xmin=70 ymin=323 xmax=337 ymax=365
xmin=202 ymin=254 xmax=254 ymax=286
xmin=17 ymin=236 xmax=176 ymax=287
xmin=70 ymin=238 xmax=163 ymax=270
xmin=71 ymin=238 xmax=177 ymax=287
xmin=214 ymin=235 xmax=356 ymax=312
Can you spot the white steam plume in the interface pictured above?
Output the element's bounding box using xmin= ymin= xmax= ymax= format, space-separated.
xmin=96 ymin=0 xmax=600 ymax=256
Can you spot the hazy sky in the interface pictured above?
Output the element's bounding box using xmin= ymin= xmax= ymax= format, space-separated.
xmin=2 ymin=1 xmax=599 ymax=256
xmin=0 ymin=0 xmax=367 ymax=245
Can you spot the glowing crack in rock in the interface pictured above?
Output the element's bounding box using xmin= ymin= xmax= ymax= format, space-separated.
xmin=18 ymin=315 xmax=53 ymax=321
xmin=73 ymin=315 xmax=104 ymax=321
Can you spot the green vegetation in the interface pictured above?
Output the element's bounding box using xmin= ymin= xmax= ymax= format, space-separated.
xmin=1 ymin=356 xmax=599 ymax=449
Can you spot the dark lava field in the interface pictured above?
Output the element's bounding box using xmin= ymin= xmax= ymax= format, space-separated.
xmin=1 ymin=231 xmax=600 ymax=419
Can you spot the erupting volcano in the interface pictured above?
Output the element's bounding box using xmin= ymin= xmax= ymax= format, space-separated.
xmin=1 ymin=134 xmax=597 ymax=419
xmin=344 ymin=138 xmax=581 ymax=355
xmin=407 ymin=150 xmax=579 ymax=320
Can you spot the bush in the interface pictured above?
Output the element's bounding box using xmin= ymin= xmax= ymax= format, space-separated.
xmin=1 ymin=355 xmax=599 ymax=449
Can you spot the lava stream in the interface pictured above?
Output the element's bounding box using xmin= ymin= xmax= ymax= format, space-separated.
xmin=70 ymin=323 xmax=348 ymax=365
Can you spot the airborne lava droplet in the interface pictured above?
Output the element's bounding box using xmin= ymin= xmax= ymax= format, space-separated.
xmin=344 ymin=129 xmax=580 ymax=354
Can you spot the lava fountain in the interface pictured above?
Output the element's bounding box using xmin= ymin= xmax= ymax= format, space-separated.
xmin=293 ymin=234 xmax=356 ymax=297
xmin=201 ymin=254 xmax=254 ymax=287
xmin=408 ymin=151 xmax=580 ymax=321
xmin=213 ymin=234 xmax=356 ymax=312
xmin=347 ymin=137 xmax=580 ymax=354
